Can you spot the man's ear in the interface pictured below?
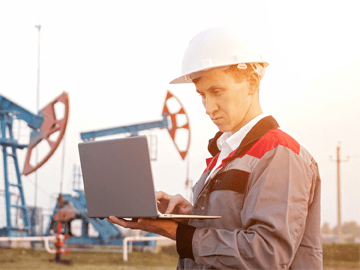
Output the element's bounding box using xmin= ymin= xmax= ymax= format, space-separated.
xmin=248 ymin=72 xmax=260 ymax=95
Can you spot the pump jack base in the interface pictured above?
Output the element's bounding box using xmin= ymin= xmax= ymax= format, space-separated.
xmin=49 ymin=258 xmax=73 ymax=266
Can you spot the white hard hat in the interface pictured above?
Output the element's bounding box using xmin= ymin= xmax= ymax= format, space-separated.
xmin=170 ymin=26 xmax=269 ymax=84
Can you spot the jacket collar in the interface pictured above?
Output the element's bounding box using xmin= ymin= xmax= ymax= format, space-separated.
xmin=207 ymin=115 xmax=280 ymax=158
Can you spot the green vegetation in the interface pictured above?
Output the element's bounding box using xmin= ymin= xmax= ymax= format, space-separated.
xmin=323 ymin=243 xmax=360 ymax=262
xmin=324 ymin=260 xmax=360 ymax=270
xmin=323 ymin=243 xmax=360 ymax=269
xmin=0 ymin=246 xmax=178 ymax=270
xmin=0 ymin=244 xmax=359 ymax=269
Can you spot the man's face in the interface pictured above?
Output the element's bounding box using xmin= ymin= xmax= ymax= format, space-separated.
xmin=194 ymin=68 xmax=253 ymax=135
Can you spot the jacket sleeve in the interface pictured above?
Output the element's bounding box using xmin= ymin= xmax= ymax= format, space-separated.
xmin=177 ymin=144 xmax=319 ymax=269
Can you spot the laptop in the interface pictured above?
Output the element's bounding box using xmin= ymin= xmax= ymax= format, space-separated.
xmin=78 ymin=136 xmax=221 ymax=220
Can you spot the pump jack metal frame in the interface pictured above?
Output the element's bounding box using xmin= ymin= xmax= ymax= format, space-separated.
xmin=0 ymin=93 xmax=69 ymax=237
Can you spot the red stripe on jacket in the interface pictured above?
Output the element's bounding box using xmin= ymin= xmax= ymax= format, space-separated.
xmin=203 ymin=128 xmax=300 ymax=173
xmin=204 ymin=154 xmax=220 ymax=173
xmin=243 ymin=128 xmax=300 ymax=159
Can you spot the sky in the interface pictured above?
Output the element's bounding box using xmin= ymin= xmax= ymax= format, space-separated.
xmin=0 ymin=0 xmax=359 ymax=231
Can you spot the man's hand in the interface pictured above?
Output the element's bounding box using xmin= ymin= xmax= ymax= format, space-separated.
xmin=156 ymin=191 xmax=193 ymax=215
xmin=107 ymin=191 xmax=193 ymax=240
xmin=107 ymin=216 xmax=178 ymax=240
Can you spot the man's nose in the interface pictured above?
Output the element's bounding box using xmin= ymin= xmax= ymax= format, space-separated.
xmin=204 ymin=97 xmax=217 ymax=115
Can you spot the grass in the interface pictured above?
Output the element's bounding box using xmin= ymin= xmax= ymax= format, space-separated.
xmin=1 ymin=244 xmax=359 ymax=269
xmin=323 ymin=243 xmax=360 ymax=269
xmin=324 ymin=260 xmax=360 ymax=270
xmin=0 ymin=246 xmax=178 ymax=270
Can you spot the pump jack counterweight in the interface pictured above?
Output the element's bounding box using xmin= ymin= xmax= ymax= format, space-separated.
xmin=0 ymin=93 xmax=69 ymax=238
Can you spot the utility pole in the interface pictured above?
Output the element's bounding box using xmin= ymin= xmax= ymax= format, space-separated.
xmin=330 ymin=142 xmax=349 ymax=243
xmin=33 ymin=24 xmax=41 ymax=236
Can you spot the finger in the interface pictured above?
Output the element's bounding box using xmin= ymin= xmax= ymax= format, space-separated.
xmin=107 ymin=216 xmax=140 ymax=229
xmin=107 ymin=216 xmax=127 ymax=226
xmin=179 ymin=204 xmax=194 ymax=215
xmin=155 ymin=191 xmax=172 ymax=201
xmin=166 ymin=194 xmax=184 ymax=214
xmin=107 ymin=216 xmax=120 ymax=223
xmin=157 ymin=203 xmax=169 ymax=214
xmin=157 ymin=201 xmax=164 ymax=209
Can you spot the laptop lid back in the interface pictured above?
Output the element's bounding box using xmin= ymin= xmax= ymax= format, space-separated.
xmin=78 ymin=136 xmax=158 ymax=219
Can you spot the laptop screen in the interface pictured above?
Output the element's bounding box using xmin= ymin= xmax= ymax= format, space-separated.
xmin=78 ymin=136 xmax=159 ymax=219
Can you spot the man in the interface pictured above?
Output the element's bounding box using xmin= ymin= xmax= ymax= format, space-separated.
xmin=108 ymin=27 xmax=322 ymax=269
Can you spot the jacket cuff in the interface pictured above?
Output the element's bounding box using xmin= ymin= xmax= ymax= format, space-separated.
xmin=176 ymin=222 xmax=196 ymax=260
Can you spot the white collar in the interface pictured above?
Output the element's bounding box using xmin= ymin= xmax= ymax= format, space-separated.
xmin=217 ymin=114 xmax=269 ymax=151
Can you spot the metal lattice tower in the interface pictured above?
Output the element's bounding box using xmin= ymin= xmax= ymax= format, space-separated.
xmin=0 ymin=111 xmax=30 ymax=237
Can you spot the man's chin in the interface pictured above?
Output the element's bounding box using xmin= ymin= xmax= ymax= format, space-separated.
xmin=216 ymin=125 xmax=230 ymax=133
xmin=211 ymin=119 xmax=230 ymax=133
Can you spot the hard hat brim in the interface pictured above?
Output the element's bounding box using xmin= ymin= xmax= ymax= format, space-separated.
xmin=169 ymin=75 xmax=191 ymax=84
xmin=169 ymin=62 xmax=269 ymax=84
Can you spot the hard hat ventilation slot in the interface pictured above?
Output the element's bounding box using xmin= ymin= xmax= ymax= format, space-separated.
xmin=237 ymin=63 xmax=247 ymax=70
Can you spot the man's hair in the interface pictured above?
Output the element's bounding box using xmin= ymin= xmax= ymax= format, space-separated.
xmin=192 ymin=64 xmax=255 ymax=85
xmin=224 ymin=64 xmax=253 ymax=84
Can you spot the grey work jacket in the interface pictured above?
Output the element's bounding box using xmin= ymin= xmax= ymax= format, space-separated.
xmin=176 ymin=116 xmax=322 ymax=269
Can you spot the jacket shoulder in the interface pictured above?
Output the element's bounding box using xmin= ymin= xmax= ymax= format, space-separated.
xmin=245 ymin=128 xmax=300 ymax=159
